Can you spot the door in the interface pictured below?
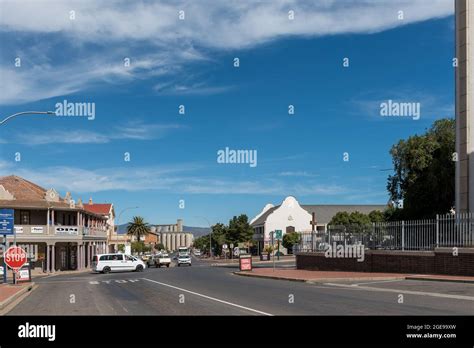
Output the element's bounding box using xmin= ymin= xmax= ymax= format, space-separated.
xmin=110 ymin=254 xmax=124 ymax=271
xmin=124 ymin=255 xmax=136 ymax=270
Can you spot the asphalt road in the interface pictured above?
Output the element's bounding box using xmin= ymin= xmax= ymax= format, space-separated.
xmin=7 ymin=256 xmax=474 ymax=315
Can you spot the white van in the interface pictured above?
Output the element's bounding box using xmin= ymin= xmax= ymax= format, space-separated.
xmin=92 ymin=253 xmax=146 ymax=273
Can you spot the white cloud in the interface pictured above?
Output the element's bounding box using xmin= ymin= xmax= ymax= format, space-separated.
xmin=0 ymin=0 xmax=453 ymax=105
xmin=10 ymin=122 xmax=184 ymax=145
xmin=0 ymin=161 xmax=350 ymax=196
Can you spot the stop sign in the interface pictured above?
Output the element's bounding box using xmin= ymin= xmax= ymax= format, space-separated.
xmin=4 ymin=246 xmax=27 ymax=270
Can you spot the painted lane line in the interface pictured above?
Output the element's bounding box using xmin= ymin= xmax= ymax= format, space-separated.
xmin=141 ymin=278 xmax=273 ymax=316
xmin=323 ymin=283 xmax=474 ymax=301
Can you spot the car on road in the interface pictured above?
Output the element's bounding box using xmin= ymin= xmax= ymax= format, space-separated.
xmin=177 ymin=254 xmax=191 ymax=267
xmin=147 ymin=253 xmax=171 ymax=268
xmin=193 ymin=249 xmax=201 ymax=257
xmin=92 ymin=253 xmax=146 ymax=273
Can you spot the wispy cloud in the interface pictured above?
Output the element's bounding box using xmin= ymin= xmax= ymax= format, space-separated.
xmin=0 ymin=0 xmax=453 ymax=105
xmin=0 ymin=161 xmax=352 ymax=197
xmin=11 ymin=122 xmax=184 ymax=145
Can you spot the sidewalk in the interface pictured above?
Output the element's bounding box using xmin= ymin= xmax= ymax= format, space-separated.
xmin=234 ymin=268 xmax=474 ymax=284
xmin=0 ymin=282 xmax=35 ymax=311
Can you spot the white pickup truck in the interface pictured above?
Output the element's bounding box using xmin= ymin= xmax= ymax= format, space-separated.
xmin=147 ymin=253 xmax=171 ymax=268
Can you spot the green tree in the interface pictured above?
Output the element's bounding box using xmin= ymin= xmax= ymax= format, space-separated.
xmin=387 ymin=118 xmax=455 ymax=218
xmin=227 ymin=215 xmax=253 ymax=244
xmin=368 ymin=210 xmax=385 ymax=223
xmin=282 ymin=232 xmax=301 ymax=254
xmin=127 ymin=216 xmax=150 ymax=243
xmin=329 ymin=212 xmax=351 ymax=226
xmin=155 ymin=243 xmax=165 ymax=251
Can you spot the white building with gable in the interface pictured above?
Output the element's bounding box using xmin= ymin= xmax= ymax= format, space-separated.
xmin=250 ymin=196 xmax=385 ymax=255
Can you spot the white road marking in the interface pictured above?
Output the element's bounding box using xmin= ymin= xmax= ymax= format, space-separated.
xmin=323 ymin=283 xmax=474 ymax=301
xmin=142 ymin=278 xmax=273 ymax=316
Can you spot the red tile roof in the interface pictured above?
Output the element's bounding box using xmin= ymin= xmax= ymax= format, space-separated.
xmin=84 ymin=203 xmax=113 ymax=215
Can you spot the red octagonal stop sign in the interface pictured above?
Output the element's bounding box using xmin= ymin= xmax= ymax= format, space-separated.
xmin=4 ymin=246 xmax=27 ymax=270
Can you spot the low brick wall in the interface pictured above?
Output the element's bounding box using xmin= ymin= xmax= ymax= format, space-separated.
xmin=296 ymin=248 xmax=474 ymax=276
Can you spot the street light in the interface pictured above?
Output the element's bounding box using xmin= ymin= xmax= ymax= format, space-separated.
xmin=194 ymin=216 xmax=212 ymax=258
xmin=116 ymin=206 xmax=139 ymax=232
xmin=0 ymin=111 xmax=56 ymax=126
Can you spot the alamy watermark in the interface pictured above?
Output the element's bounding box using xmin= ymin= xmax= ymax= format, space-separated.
xmin=380 ymin=99 xmax=420 ymax=120
xmin=324 ymin=242 xmax=365 ymax=262
xmin=217 ymin=147 xmax=257 ymax=168
xmin=55 ymin=99 xmax=95 ymax=120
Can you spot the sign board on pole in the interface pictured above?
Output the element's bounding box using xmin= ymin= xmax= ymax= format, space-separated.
xmin=0 ymin=209 xmax=14 ymax=235
xmin=4 ymin=246 xmax=27 ymax=270
xmin=275 ymin=230 xmax=282 ymax=240
xmin=222 ymin=244 xmax=228 ymax=249
xmin=239 ymin=255 xmax=252 ymax=271
xmin=16 ymin=263 xmax=31 ymax=282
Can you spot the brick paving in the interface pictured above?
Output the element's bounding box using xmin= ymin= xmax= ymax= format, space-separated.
xmin=0 ymin=283 xmax=32 ymax=303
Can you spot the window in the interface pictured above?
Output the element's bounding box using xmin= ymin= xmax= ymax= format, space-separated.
xmin=20 ymin=211 xmax=30 ymax=225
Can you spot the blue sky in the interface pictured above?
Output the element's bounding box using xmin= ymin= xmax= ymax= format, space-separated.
xmin=0 ymin=0 xmax=454 ymax=226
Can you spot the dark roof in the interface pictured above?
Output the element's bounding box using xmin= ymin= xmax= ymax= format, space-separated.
xmin=251 ymin=204 xmax=385 ymax=226
xmin=301 ymin=205 xmax=386 ymax=224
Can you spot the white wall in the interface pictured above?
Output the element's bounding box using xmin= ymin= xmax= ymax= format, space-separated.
xmin=263 ymin=196 xmax=312 ymax=244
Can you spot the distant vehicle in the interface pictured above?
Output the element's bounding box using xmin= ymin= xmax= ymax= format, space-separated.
xmin=178 ymin=247 xmax=190 ymax=256
xmin=193 ymin=249 xmax=201 ymax=257
xmin=141 ymin=253 xmax=152 ymax=262
xmin=177 ymin=254 xmax=191 ymax=267
xmin=147 ymin=253 xmax=171 ymax=268
xmin=92 ymin=253 xmax=146 ymax=273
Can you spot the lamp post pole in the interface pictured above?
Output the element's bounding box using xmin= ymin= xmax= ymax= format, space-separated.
xmin=195 ymin=216 xmax=212 ymax=258
xmin=116 ymin=207 xmax=139 ymax=252
xmin=0 ymin=111 xmax=55 ymax=126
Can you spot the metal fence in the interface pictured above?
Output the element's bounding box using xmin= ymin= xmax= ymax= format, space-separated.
xmin=294 ymin=213 xmax=474 ymax=252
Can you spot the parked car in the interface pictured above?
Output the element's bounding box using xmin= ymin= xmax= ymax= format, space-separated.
xmin=177 ymin=254 xmax=192 ymax=267
xmin=194 ymin=249 xmax=201 ymax=257
xmin=147 ymin=253 xmax=171 ymax=268
xmin=92 ymin=253 xmax=146 ymax=273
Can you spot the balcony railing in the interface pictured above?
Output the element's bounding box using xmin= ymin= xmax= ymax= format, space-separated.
xmin=11 ymin=224 xmax=108 ymax=237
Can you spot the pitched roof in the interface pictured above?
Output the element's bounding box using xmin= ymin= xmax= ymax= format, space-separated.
xmin=0 ymin=175 xmax=51 ymax=201
xmin=84 ymin=203 xmax=113 ymax=215
xmin=251 ymin=204 xmax=386 ymax=226
xmin=0 ymin=175 xmax=108 ymax=218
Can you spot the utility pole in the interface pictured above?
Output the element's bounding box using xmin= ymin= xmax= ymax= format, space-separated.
xmin=310 ymin=212 xmax=317 ymax=252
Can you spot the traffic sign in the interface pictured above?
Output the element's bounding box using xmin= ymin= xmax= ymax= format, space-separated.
xmin=275 ymin=230 xmax=282 ymax=240
xmin=4 ymin=246 xmax=27 ymax=270
xmin=0 ymin=209 xmax=14 ymax=235
xmin=222 ymin=244 xmax=228 ymax=249
xmin=230 ymin=243 xmax=234 ymax=249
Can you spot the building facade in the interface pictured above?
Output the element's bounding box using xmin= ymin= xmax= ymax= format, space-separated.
xmin=0 ymin=175 xmax=110 ymax=272
xmin=456 ymin=0 xmax=474 ymax=213
xmin=250 ymin=196 xmax=385 ymax=254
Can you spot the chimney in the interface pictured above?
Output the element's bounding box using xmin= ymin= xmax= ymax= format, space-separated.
xmin=89 ymin=197 xmax=93 ymax=205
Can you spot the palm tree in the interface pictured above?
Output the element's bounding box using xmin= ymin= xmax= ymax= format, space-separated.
xmin=127 ymin=216 xmax=150 ymax=243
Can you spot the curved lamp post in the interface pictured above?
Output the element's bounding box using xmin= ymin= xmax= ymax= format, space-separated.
xmin=194 ymin=216 xmax=212 ymax=258
xmin=0 ymin=111 xmax=55 ymax=126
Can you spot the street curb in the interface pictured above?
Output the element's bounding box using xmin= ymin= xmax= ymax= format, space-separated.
xmin=0 ymin=282 xmax=36 ymax=311
xmin=213 ymin=260 xmax=295 ymax=267
xmin=405 ymin=276 xmax=474 ymax=284
xmin=233 ymin=271 xmax=307 ymax=282
xmin=233 ymin=271 xmax=474 ymax=285
xmin=232 ymin=272 xmax=405 ymax=283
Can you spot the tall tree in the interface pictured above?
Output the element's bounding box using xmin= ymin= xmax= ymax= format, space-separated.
xmin=127 ymin=216 xmax=150 ymax=243
xmin=387 ymin=118 xmax=455 ymax=219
